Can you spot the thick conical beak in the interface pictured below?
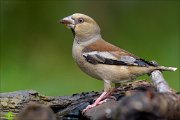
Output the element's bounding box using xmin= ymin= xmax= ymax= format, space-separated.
xmin=59 ymin=16 xmax=75 ymax=29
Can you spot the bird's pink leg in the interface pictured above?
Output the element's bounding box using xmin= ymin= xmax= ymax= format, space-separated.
xmin=82 ymin=91 xmax=111 ymax=113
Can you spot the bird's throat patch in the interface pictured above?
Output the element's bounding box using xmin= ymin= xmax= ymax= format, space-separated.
xmin=71 ymin=28 xmax=75 ymax=37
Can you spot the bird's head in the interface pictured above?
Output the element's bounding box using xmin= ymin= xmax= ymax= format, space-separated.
xmin=60 ymin=13 xmax=101 ymax=42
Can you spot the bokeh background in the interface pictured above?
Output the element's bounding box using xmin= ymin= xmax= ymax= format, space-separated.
xmin=1 ymin=0 xmax=179 ymax=96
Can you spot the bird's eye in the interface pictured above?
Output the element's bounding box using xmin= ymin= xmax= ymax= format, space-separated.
xmin=78 ymin=18 xmax=84 ymax=23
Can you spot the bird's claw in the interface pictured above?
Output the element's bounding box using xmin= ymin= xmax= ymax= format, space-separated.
xmin=82 ymin=104 xmax=96 ymax=113
xmin=82 ymin=99 xmax=108 ymax=114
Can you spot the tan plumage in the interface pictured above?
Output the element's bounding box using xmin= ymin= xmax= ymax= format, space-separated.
xmin=60 ymin=13 xmax=177 ymax=112
xmin=82 ymin=38 xmax=138 ymax=58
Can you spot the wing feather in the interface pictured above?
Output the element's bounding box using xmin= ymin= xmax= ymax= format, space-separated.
xmin=83 ymin=51 xmax=157 ymax=67
xmin=82 ymin=39 xmax=158 ymax=67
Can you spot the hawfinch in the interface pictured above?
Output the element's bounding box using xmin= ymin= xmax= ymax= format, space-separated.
xmin=60 ymin=13 xmax=177 ymax=112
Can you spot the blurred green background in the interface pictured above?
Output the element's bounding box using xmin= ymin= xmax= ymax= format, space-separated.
xmin=1 ymin=0 xmax=179 ymax=96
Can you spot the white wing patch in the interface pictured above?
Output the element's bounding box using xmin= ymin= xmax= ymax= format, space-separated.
xmin=83 ymin=51 xmax=117 ymax=60
xmin=120 ymin=56 xmax=137 ymax=65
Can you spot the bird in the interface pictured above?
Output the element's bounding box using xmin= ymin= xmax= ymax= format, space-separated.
xmin=59 ymin=13 xmax=177 ymax=112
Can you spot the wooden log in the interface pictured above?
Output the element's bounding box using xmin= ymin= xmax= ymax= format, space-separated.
xmin=0 ymin=76 xmax=179 ymax=120
xmin=150 ymin=70 xmax=173 ymax=93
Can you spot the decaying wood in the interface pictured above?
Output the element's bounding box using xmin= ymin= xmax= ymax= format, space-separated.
xmin=0 ymin=71 xmax=180 ymax=120
xmin=150 ymin=70 xmax=171 ymax=92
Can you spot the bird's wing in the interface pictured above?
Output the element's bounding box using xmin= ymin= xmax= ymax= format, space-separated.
xmin=82 ymin=39 xmax=158 ymax=67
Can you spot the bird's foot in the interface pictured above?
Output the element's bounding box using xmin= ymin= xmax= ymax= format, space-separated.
xmin=82 ymin=91 xmax=116 ymax=113
xmin=82 ymin=99 xmax=108 ymax=113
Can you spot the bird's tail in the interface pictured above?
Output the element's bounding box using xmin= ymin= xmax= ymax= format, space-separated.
xmin=157 ymin=66 xmax=177 ymax=71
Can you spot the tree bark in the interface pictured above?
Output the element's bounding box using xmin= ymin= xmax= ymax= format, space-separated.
xmin=0 ymin=71 xmax=180 ymax=120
